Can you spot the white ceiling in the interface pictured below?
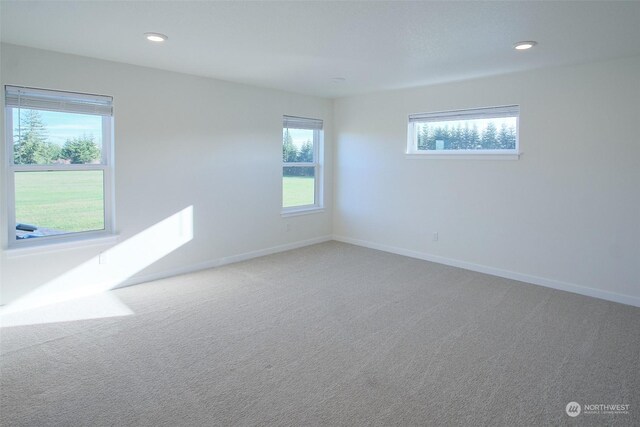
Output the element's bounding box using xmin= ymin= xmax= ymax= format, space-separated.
xmin=2 ymin=1 xmax=640 ymax=98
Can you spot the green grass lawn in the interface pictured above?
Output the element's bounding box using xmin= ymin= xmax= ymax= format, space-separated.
xmin=15 ymin=172 xmax=311 ymax=232
xmin=15 ymin=170 xmax=104 ymax=232
xmin=283 ymin=176 xmax=315 ymax=208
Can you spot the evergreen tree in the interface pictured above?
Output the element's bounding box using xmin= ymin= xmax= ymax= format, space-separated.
xmin=498 ymin=123 xmax=510 ymax=149
xmin=38 ymin=141 xmax=62 ymax=164
xmin=497 ymin=123 xmax=517 ymax=149
xmin=13 ymin=109 xmax=52 ymax=164
xmin=505 ymin=125 xmax=516 ymax=149
xmin=443 ymin=125 xmax=452 ymax=149
xmin=451 ymin=124 xmax=463 ymax=150
xmin=432 ymin=126 xmax=447 ymax=150
xmin=297 ymin=140 xmax=313 ymax=162
xmin=469 ymin=124 xmax=480 ymax=149
xmin=462 ymin=123 xmax=471 ymax=149
xmin=61 ymin=136 xmax=101 ymax=164
xmin=282 ymin=129 xmax=297 ymax=163
xmin=481 ymin=122 xmax=498 ymax=149
xmin=417 ymin=125 xmax=429 ymax=150
xmin=426 ymin=126 xmax=436 ymax=150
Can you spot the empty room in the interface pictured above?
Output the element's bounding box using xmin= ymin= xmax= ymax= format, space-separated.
xmin=1 ymin=1 xmax=639 ymax=425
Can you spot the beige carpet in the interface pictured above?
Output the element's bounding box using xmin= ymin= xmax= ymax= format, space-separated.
xmin=1 ymin=242 xmax=639 ymax=426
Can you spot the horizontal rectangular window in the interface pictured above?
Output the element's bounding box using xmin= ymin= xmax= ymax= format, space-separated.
xmin=407 ymin=105 xmax=519 ymax=156
xmin=5 ymin=85 xmax=114 ymax=247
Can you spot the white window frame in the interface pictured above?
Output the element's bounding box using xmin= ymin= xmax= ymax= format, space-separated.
xmin=407 ymin=105 xmax=520 ymax=160
xmin=281 ymin=115 xmax=323 ymax=216
xmin=4 ymin=85 xmax=115 ymax=249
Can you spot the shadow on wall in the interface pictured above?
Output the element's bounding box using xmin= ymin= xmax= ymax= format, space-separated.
xmin=0 ymin=206 xmax=194 ymax=327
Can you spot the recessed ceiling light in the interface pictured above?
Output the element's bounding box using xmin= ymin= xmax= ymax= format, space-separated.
xmin=514 ymin=41 xmax=537 ymax=50
xmin=145 ymin=32 xmax=168 ymax=43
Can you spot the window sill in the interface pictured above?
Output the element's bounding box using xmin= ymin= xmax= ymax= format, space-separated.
xmin=4 ymin=233 xmax=119 ymax=258
xmin=406 ymin=152 xmax=521 ymax=160
xmin=281 ymin=207 xmax=325 ymax=218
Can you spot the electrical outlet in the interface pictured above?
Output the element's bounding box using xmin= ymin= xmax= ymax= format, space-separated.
xmin=285 ymin=223 xmax=291 ymax=232
xmin=432 ymin=232 xmax=438 ymax=242
xmin=99 ymin=252 xmax=108 ymax=265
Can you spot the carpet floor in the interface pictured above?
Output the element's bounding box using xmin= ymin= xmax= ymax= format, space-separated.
xmin=1 ymin=241 xmax=639 ymax=426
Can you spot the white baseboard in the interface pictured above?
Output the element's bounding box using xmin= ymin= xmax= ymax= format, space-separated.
xmin=118 ymin=235 xmax=333 ymax=289
xmin=332 ymin=235 xmax=640 ymax=308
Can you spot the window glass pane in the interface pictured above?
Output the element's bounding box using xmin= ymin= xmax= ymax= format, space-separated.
xmin=416 ymin=116 xmax=517 ymax=151
xmin=12 ymin=108 xmax=103 ymax=165
xmin=283 ymin=166 xmax=315 ymax=208
xmin=283 ymin=127 xmax=314 ymax=163
xmin=15 ymin=170 xmax=104 ymax=239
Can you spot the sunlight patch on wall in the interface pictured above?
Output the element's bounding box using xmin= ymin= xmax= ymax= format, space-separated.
xmin=0 ymin=206 xmax=194 ymax=326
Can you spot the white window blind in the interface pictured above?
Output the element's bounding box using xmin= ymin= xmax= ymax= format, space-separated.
xmin=5 ymin=85 xmax=113 ymax=116
xmin=409 ymin=105 xmax=519 ymax=123
xmin=283 ymin=115 xmax=323 ymax=130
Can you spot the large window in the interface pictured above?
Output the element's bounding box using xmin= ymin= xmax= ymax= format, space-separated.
xmin=407 ymin=105 xmax=519 ymax=157
xmin=282 ymin=115 xmax=323 ymax=213
xmin=5 ymin=86 xmax=114 ymax=246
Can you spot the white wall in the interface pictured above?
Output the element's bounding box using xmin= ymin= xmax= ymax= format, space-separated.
xmin=2 ymin=44 xmax=638 ymax=309
xmin=0 ymin=44 xmax=333 ymax=305
xmin=333 ymin=56 xmax=640 ymax=306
